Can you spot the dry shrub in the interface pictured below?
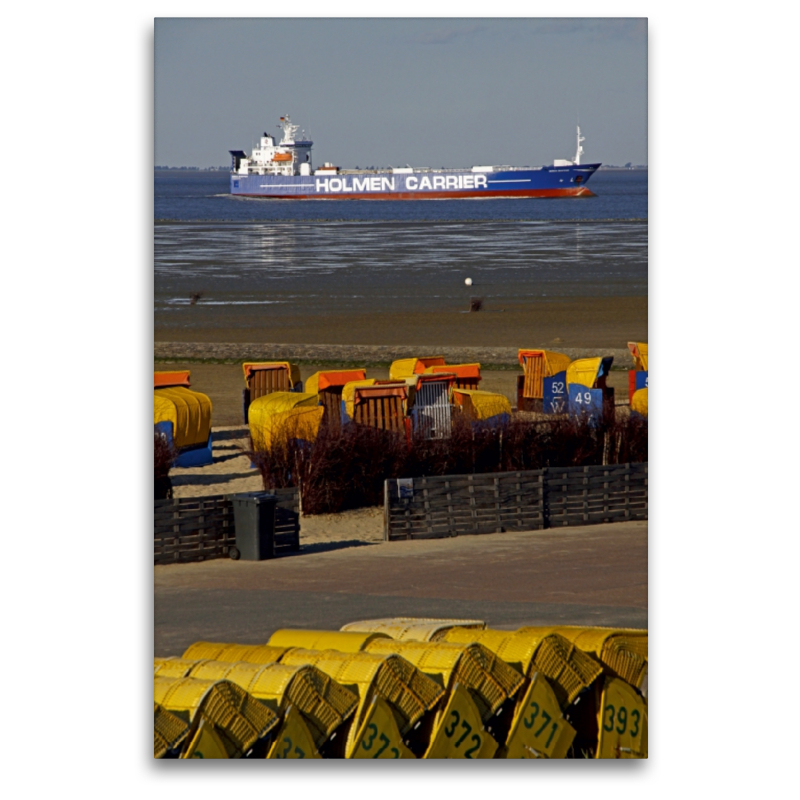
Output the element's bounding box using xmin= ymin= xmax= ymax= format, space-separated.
xmin=154 ymin=431 xmax=178 ymax=500
xmin=248 ymin=412 xmax=647 ymax=515
xmin=248 ymin=423 xmax=406 ymax=515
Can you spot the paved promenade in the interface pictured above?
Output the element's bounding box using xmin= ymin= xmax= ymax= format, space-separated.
xmin=155 ymin=520 xmax=647 ymax=657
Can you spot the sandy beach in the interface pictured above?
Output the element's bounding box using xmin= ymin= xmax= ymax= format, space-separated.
xmin=157 ymin=293 xmax=646 ymax=546
xmin=155 ymin=295 xmax=647 ymax=350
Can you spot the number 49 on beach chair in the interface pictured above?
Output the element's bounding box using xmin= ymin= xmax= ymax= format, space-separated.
xmin=566 ymin=357 xmax=615 ymax=422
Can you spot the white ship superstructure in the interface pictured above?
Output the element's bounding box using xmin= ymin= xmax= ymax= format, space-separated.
xmin=231 ymin=115 xmax=314 ymax=177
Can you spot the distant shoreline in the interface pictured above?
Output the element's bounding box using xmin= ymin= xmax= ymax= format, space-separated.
xmin=154 ymin=341 xmax=632 ymax=369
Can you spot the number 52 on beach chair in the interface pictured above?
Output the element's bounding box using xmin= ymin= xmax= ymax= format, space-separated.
xmin=517 ymin=350 xmax=572 ymax=413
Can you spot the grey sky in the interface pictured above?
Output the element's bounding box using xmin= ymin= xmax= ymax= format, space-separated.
xmin=155 ymin=18 xmax=647 ymax=168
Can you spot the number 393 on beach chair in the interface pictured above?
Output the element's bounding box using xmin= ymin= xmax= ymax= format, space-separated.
xmin=241 ymin=362 xmax=302 ymax=423
xmin=516 ymin=350 xmax=572 ymax=413
xmin=566 ymin=357 xmax=615 ymax=422
xmin=154 ymin=371 xmax=213 ymax=467
xmin=626 ymin=342 xmax=648 ymax=403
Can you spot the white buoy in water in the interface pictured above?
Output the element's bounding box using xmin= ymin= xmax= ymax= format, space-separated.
xmin=465 ymin=277 xmax=473 ymax=286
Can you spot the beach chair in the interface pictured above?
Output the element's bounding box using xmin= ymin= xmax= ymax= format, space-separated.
xmin=627 ymin=342 xmax=649 ymax=403
xmin=278 ymin=647 xmax=445 ymax=758
xmin=409 ymin=373 xmax=457 ymax=440
xmin=566 ymin=357 xmax=615 ymax=422
xmin=305 ymin=369 xmax=367 ymax=429
xmin=439 ymin=626 xmax=609 ymax=758
xmin=185 ymin=658 xmax=359 ymax=757
xmin=425 ymin=362 xmax=481 ymax=390
xmin=340 ymin=617 xmax=487 ymax=642
xmin=340 ymin=379 xmax=378 ymax=425
xmin=451 ymin=388 xmax=511 ymax=427
xmin=154 ymin=371 xmax=213 ymax=467
xmin=516 ymin=349 xmax=572 ymax=413
xmin=154 ymin=675 xmax=279 ymax=758
xmin=388 ymin=357 xmax=445 ymax=381
xmin=349 ymin=382 xmax=409 ymax=436
xmin=248 ymin=392 xmax=323 ymax=452
xmin=630 ymin=387 xmax=648 ymax=417
xmin=363 ymin=638 xmax=525 ymax=758
xmin=242 ymin=362 xmax=302 ymax=423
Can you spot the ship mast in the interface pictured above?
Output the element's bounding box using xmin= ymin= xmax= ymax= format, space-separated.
xmin=574 ymin=126 xmax=585 ymax=165
xmin=277 ymin=115 xmax=300 ymax=144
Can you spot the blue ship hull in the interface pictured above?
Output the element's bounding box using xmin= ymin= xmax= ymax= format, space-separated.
xmin=230 ymin=164 xmax=601 ymax=200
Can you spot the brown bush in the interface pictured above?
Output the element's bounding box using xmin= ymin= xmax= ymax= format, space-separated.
xmin=154 ymin=431 xmax=178 ymax=500
xmin=248 ymin=412 xmax=647 ymax=515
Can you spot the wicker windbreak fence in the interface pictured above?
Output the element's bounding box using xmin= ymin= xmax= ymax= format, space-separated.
xmin=154 ymin=488 xmax=300 ymax=564
xmin=384 ymin=463 xmax=647 ymax=541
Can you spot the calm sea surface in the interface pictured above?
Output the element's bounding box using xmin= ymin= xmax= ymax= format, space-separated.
xmin=154 ymin=170 xmax=647 ymax=324
xmin=155 ymin=169 xmax=647 ymax=222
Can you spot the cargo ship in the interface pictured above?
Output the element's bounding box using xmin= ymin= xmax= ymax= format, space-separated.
xmin=229 ymin=115 xmax=601 ymax=200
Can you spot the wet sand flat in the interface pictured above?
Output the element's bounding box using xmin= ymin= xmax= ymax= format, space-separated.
xmin=156 ymin=295 xmax=647 ymax=350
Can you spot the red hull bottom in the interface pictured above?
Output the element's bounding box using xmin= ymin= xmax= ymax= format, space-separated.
xmin=235 ymin=187 xmax=597 ymax=200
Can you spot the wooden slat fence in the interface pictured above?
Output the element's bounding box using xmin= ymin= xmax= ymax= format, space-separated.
xmin=544 ymin=463 xmax=648 ymax=528
xmin=384 ymin=463 xmax=647 ymax=541
xmin=154 ymin=488 xmax=300 ymax=564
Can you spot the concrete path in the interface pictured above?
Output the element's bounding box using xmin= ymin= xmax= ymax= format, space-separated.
xmin=155 ymin=520 xmax=647 ymax=657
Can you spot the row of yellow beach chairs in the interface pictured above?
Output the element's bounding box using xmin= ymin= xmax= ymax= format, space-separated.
xmin=244 ymin=359 xmax=514 ymax=448
xmin=155 ymin=618 xmax=647 ymax=759
xmin=516 ymin=342 xmax=648 ymax=416
xmin=153 ymin=343 xmax=648 ymax=463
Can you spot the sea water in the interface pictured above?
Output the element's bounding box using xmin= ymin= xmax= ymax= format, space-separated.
xmin=154 ymin=170 xmax=647 ymax=327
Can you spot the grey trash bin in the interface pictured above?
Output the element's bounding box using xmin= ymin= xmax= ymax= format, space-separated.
xmin=230 ymin=492 xmax=278 ymax=560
